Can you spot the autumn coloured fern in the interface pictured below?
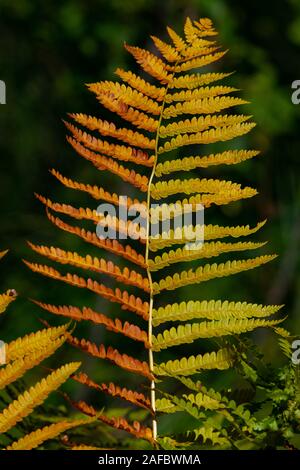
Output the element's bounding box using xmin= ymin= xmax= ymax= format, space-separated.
xmin=0 ymin=251 xmax=95 ymax=449
xmin=25 ymin=17 xmax=284 ymax=445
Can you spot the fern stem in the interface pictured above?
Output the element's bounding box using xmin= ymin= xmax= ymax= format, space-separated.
xmin=147 ymin=297 xmax=157 ymax=440
xmin=145 ymin=70 xmax=176 ymax=442
xmin=145 ymin=168 xmax=158 ymax=441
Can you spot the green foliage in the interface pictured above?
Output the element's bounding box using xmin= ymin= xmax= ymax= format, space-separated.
xmin=157 ymin=339 xmax=300 ymax=450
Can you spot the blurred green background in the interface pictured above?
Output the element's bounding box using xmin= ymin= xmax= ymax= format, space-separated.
xmin=0 ymin=0 xmax=300 ymax=432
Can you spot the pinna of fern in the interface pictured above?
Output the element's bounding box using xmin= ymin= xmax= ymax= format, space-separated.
xmin=0 ymin=251 xmax=100 ymax=449
xmin=24 ymin=16 xmax=284 ymax=445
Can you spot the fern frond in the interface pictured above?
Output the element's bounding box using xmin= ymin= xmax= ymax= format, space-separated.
xmin=34 ymin=302 xmax=149 ymax=346
xmin=187 ymin=426 xmax=229 ymax=447
xmin=0 ymin=336 xmax=65 ymax=389
xmin=72 ymin=400 xmax=153 ymax=441
xmin=150 ymin=189 xmax=258 ymax=222
xmin=175 ymin=376 xmax=221 ymax=396
xmin=115 ymin=68 xmax=165 ymax=101
xmin=5 ymin=324 xmax=68 ymax=362
xmin=155 ymin=150 xmax=259 ymax=177
xmin=151 ymin=35 xmax=180 ymax=62
xmin=46 ymin=211 xmax=146 ymax=268
xmin=0 ymin=362 xmax=80 ymax=433
xmin=67 ymin=137 xmax=149 ymax=191
xmin=149 ymin=220 xmax=266 ymax=251
xmin=157 ymin=395 xmax=216 ymax=420
xmin=50 ymin=168 xmax=147 ymax=211
xmin=169 ymin=48 xmax=225 ymax=72
xmin=27 ymin=242 xmax=149 ymax=292
xmin=65 ymin=121 xmax=154 ymax=166
xmin=155 ymin=398 xmax=181 ymax=413
xmin=153 ymin=255 xmax=277 ymax=293
xmin=184 ymin=17 xmax=202 ymax=44
xmin=205 ymin=220 xmax=268 ymax=240
xmin=175 ymin=42 xmax=219 ymax=59
xmin=73 ymin=372 xmax=151 ymax=410
xmin=152 ymin=317 xmax=283 ymax=351
xmin=166 ymin=26 xmax=186 ymax=52
xmin=163 ymin=95 xmax=247 ymax=119
xmin=88 ymin=82 xmax=162 ymax=115
xmin=69 ymin=113 xmax=156 ymax=149
xmin=165 ymin=85 xmax=237 ymax=104
xmin=157 ymin=391 xmax=224 ymax=413
xmin=25 ymin=16 xmax=285 ymax=445
xmin=23 ymin=261 xmax=149 ymax=319
xmin=67 ymin=336 xmax=152 ymax=379
xmin=35 ymin=194 xmax=147 ymax=241
xmin=154 ymin=348 xmax=234 ymax=376
xmin=149 ymin=240 xmax=266 ymax=271
xmin=278 ymin=338 xmax=293 ymax=359
xmin=169 ymin=72 xmax=233 ymax=89
xmin=159 ymin=123 xmax=256 ymax=153
xmin=176 ymin=382 xmax=254 ymax=429
xmin=273 ymin=326 xmax=291 ymax=338
xmin=159 ymin=114 xmax=251 ymax=137
xmin=6 ymin=417 xmax=95 ymax=450
xmin=153 ymin=299 xmax=282 ymax=326
xmin=194 ymin=17 xmax=218 ymax=35
xmin=124 ymin=44 xmax=171 ymax=83
xmin=98 ymin=93 xmax=159 ymax=132
xmin=151 ymin=177 xmax=255 ymax=200
xmin=183 ymin=17 xmax=198 ymax=43
xmin=157 ymin=436 xmax=192 ymax=450
xmin=167 ymin=21 xmax=217 ymax=57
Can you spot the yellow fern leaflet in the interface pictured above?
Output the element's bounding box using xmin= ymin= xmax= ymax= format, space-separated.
xmin=0 ymin=362 xmax=80 ymax=433
xmin=6 ymin=417 xmax=96 ymax=451
xmin=152 ymin=317 xmax=283 ymax=351
xmin=0 ymin=336 xmax=65 ymax=389
xmin=154 ymin=348 xmax=235 ymax=376
xmin=153 ymin=255 xmax=277 ymax=293
xmin=152 ymin=299 xmax=282 ymax=326
xmin=5 ymin=324 xmax=69 ymax=362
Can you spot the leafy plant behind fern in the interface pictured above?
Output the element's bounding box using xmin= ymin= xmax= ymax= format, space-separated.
xmin=25 ymin=17 xmax=285 ymax=446
xmin=157 ymin=337 xmax=300 ymax=450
